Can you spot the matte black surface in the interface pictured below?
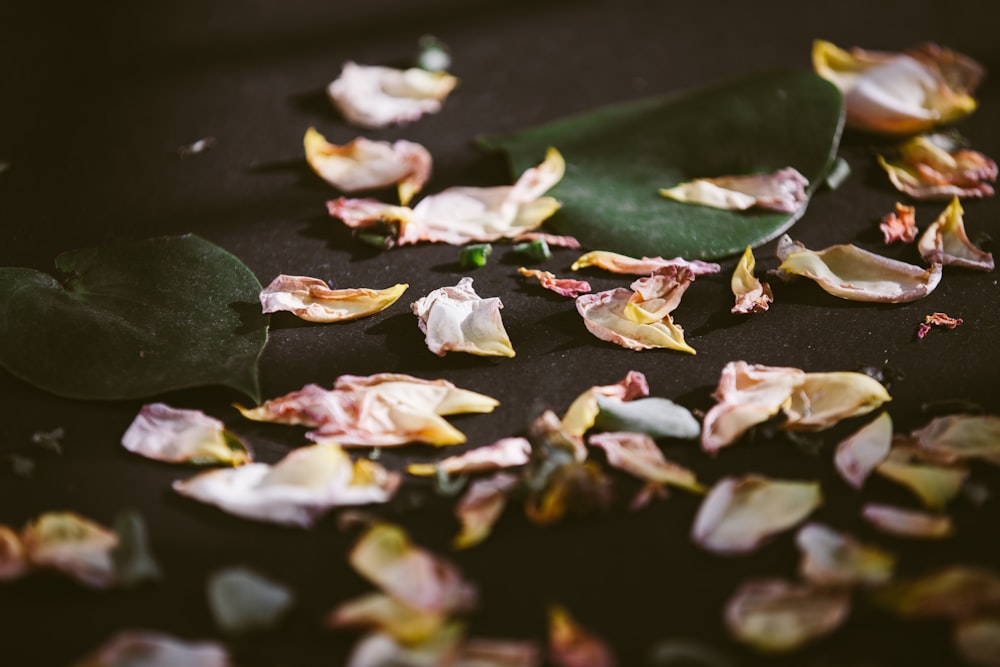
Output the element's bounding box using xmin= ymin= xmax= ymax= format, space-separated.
xmin=2 ymin=2 xmax=999 ymax=665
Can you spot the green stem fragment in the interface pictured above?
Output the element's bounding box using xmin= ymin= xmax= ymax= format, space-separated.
xmin=459 ymin=243 xmax=493 ymax=268
xmin=512 ymin=238 xmax=551 ymax=262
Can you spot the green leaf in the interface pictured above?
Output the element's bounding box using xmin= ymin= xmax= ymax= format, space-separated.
xmin=480 ymin=70 xmax=844 ymax=259
xmin=0 ymin=234 xmax=267 ymax=401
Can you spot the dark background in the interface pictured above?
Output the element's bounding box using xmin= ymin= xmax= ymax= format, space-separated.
xmin=1 ymin=1 xmax=999 ymax=665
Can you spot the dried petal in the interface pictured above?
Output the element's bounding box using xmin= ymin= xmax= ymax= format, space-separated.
xmin=260 ymin=274 xmax=408 ymax=323
xmin=524 ymin=461 xmax=613 ymax=526
xmin=691 ymin=476 xmax=822 ymax=555
xmin=411 ymin=278 xmax=515 ymax=357
xmin=239 ymin=373 xmax=499 ymax=447
xmin=588 ymin=432 xmax=705 ymax=494
xmin=777 ymin=234 xmax=942 ymax=302
xmin=724 ymin=578 xmax=850 ymax=652
xmin=834 ymin=412 xmax=893 ymax=489
xmin=592 ymin=395 xmax=700 ymax=440
xmin=327 ymin=591 xmax=447 ymax=644
xmin=955 ymin=615 xmax=1000 ymax=667
xmin=407 ymin=437 xmax=531 ymax=477
xmin=512 ymin=232 xmax=581 ymax=248
xmin=912 ymin=413 xmax=1000 ymax=466
xmin=571 ymin=250 xmax=721 ymax=276
xmin=875 ymin=566 xmax=1000 ymax=619
xmin=459 ymin=638 xmax=543 ymax=666
xmin=813 ymin=40 xmax=982 ymax=134
xmin=731 ymin=246 xmax=773 ymax=314
xmin=561 ymin=371 xmax=650 ymax=438
xmin=918 ymin=197 xmax=994 ymax=271
xmin=861 ymin=503 xmax=954 ymax=539
xmin=172 ymin=443 xmax=401 ymax=528
xmin=328 ymin=61 xmax=458 ymax=129
xmin=453 ymin=472 xmax=519 ymax=549
xmin=518 ymin=267 xmax=591 ymax=298
xmin=207 ymin=567 xmax=295 ymax=635
xmin=304 ymin=127 xmax=432 ymax=205
xmin=345 ymin=625 xmax=464 ymax=667
xmin=659 ymin=167 xmax=808 ymax=213
xmin=548 ymin=605 xmax=617 ymax=667
xmin=875 ymin=447 xmax=970 ymax=509
xmin=782 ymin=371 xmax=891 ymax=430
xmin=577 ymin=288 xmax=693 ymax=353
xmin=879 ymin=203 xmax=918 ymax=243
xmin=795 ymin=522 xmax=895 ymax=587
xmin=878 ymin=134 xmax=997 ymax=201
xmin=0 ymin=525 xmax=28 ymax=581
xmin=21 ymin=512 xmax=117 ymax=588
xmin=71 ymin=630 xmax=231 ymax=667
xmin=121 ymin=403 xmax=251 ymax=465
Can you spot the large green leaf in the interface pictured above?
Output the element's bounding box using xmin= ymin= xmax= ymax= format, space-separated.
xmin=479 ymin=70 xmax=844 ymax=259
xmin=0 ymin=234 xmax=267 ymax=401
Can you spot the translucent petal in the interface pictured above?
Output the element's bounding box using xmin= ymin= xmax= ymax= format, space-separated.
xmin=21 ymin=512 xmax=117 ymax=588
xmin=121 ymin=402 xmax=251 ymax=465
xmin=875 ymin=565 xmax=1000 ymax=619
xmin=453 ymin=472 xmax=519 ymax=549
xmin=782 ymin=371 xmax=891 ymax=430
xmin=912 ymin=413 xmax=1000 ymax=466
xmin=834 ymin=412 xmax=893 ymax=489
xmin=407 ymin=437 xmax=531 ymax=477
xmin=875 ymin=447 xmax=970 ymax=509
xmin=795 ymin=522 xmax=895 ymax=586
xmin=71 ymin=631 xmax=231 ymax=667
xmin=861 ymin=503 xmax=954 ymax=539
xmin=588 ymin=431 xmax=705 ymax=494
xmin=918 ymin=197 xmax=994 ymax=271
xmin=731 ymin=246 xmax=773 ymax=314
xmin=327 ymin=61 xmax=458 ymax=129
xmin=659 ymin=168 xmax=808 ymax=213
xmin=571 ymin=250 xmax=721 ymax=276
xmin=327 ymin=592 xmax=447 ymax=644
xmin=411 ymin=277 xmax=515 ymax=357
xmin=878 ymin=135 xmax=996 ymax=201
xmin=260 ymin=274 xmax=408 ymax=323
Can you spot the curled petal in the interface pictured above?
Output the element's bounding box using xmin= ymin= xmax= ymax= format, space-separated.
xmin=121 ymin=403 xmax=251 ymax=465
xmin=548 ymin=605 xmax=617 ymax=667
xmin=691 ymin=475 xmax=822 ymax=555
xmin=777 ymin=234 xmax=942 ymax=302
xmin=518 ymin=267 xmax=591 ymax=298
xmin=0 ymin=525 xmax=28 ymax=581
xmin=326 ymin=197 xmax=414 ymax=239
xmin=861 ymin=503 xmax=954 ymax=539
xmin=875 ymin=447 xmax=970 ymax=509
xmin=659 ymin=167 xmax=808 ymax=213
xmin=576 ymin=288 xmax=694 ymax=353
xmin=453 ymin=472 xmax=520 ymax=549
xmin=918 ymin=197 xmax=994 ymax=271
xmin=304 ymin=128 xmax=431 ymax=205
xmin=260 ymin=274 xmax=408 ymax=323
xmin=782 ymin=371 xmax=891 ymax=430
xmin=172 ymin=443 xmax=401 ymax=528
xmin=588 ymin=431 xmax=705 ymax=494
xmin=72 ymin=630 xmax=231 ymax=667
xmin=411 ymin=277 xmax=515 ymax=357
xmin=561 ymin=370 xmax=649 ymax=438
xmin=834 ymin=412 xmax=893 ymax=489
xmin=813 ymin=40 xmax=982 ymax=134
xmin=327 ymin=61 xmax=458 ymax=129
xmin=731 ymin=246 xmax=773 ymax=314
xmin=796 ymin=522 xmax=896 ymax=587
xmin=407 ymin=437 xmax=531 ymax=477
xmin=878 ymin=134 xmax=996 ymax=201
xmin=724 ymin=578 xmax=850 ymax=652
xmin=911 ymin=414 xmax=1000 ymax=466
xmin=21 ymin=512 xmax=117 ymax=588
xmin=571 ymin=250 xmax=721 ymax=276
xmin=879 ymin=203 xmax=918 ymax=244
xmin=874 ymin=566 xmax=1000 ymax=619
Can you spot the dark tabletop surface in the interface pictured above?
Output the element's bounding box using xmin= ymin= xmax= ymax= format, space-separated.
xmin=2 ymin=1 xmax=999 ymax=665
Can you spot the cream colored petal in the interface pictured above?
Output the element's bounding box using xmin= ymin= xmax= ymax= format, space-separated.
xmin=777 ymin=234 xmax=942 ymax=302
xmin=782 ymin=371 xmax=891 ymax=431
xmin=71 ymin=630 xmax=231 ymax=667
xmin=260 ymin=274 xmax=408 ymax=322
xmin=861 ymin=503 xmax=954 ymax=539
xmin=560 ymin=370 xmax=649 ymax=438
xmin=576 ymin=288 xmax=695 ymax=353
xmin=571 ymin=250 xmax=721 ymax=276
xmin=659 ymin=179 xmax=756 ymax=210
xmin=918 ymin=197 xmax=994 ymax=271
xmin=875 ymin=566 xmax=1000 ymax=619
xmin=691 ymin=476 xmax=822 ymax=555
xmin=172 ymin=443 xmax=401 ymax=528
xmin=121 ymin=403 xmax=251 ymax=465
xmin=955 ymin=615 xmax=1000 ymax=667
xmin=407 ymin=438 xmax=531 ymax=477
xmin=659 ymin=168 xmax=808 ymax=213
xmin=878 ymin=134 xmax=996 ymax=201
xmin=345 ymin=625 xmax=465 ymax=667
xmin=548 ymin=605 xmax=617 ymax=667
xmin=326 ymin=196 xmax=416 ymax=239
xmin=512 ymin=232 xmax=581 ymax=248
xmin=21 ymin=512 xmax=117 ymax=588
xmin=328 ymin=61 xmax=457 ymax=129
xmin=327 ymin=591 xmax=447 ymax=644
xmin=518 ymin=267 xmax=591 ymax=298
xmin=458 ymin=638 xmax=543 ymax=667
xmin=875 ymin=447 xmax=970 ymax=509
xmin=795 ymin=522 xmax=895 ymax=587
xmin=588 ymin=431 xmax=705 ymax=494
xmin=912 ymin=413 xmax=1000 ymax=466
xmin=731 ymin=246 xmax=773 ymax=314
xmin=834 ymin=412 xmax=893 ymax=489
xmin=0 ymin=525 xmax=28 ymax=581
xmin=453 ymin=472 xmax=520 ymax=550
xmin=411 ymin=278 xmax=515 ymax=357
xmin=724 ymin=578 xmax=850 ymax=652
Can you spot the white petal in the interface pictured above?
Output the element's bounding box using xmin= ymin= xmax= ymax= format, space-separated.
xmin=121 ymin=403 xmax=250 ymax=465
xmin=834 ymin=412 xmax=893 ymax=488
xmin=328 ymin=62 xmax=457 ymax=129
xmin=259 ymin=274 xmax=408 ymax=323
xmin=411 ymin=277 xmax=515 ymax=357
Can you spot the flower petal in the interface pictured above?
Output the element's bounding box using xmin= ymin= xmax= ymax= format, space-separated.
xmin=834 ymin=412 xmax=893 ymax=489
xmin=577 ymin=288 xmax=694 ymax=353
xmin=878 ymin=134 xmax=996 ymax=201
xmin=411 ymin=277 xmax=515 ymax=357
xmin=918 ymin=197 xmax=994 ymax=271
xmin=560 ymin=370 xmax=650 ymax=438
xmin=345 ymin=625 xmax=465 ymax=667
xmin=659 ymin=167 xmax=808 ymax=213
xmin=795 ymin=522 xmax=895 ymax=587
xmin=731 ymin=246 xmax=773 ymax=314
xmin=0 ymin=525 xmax=28 ymax=581
xmin=453 ymin=472 xmax=520 ymax=550
xmin=407 ymin=437 xmax=531 ymax=477
xmin=861 ymin=503 xmax=954 ymax=539
xmin=691 ymin=476 xmax=822 ymax=555
xmin=588 ymin=431 xmax=705 ymax=494
xmin=875 ymin=446 xmax=970 ymax=509
xmin=21 ymin=512 xmax=117 ymax=588
xmin=874 ymin=565 xmax=1000 ymax=619
xmin=955 ymin=615 xmax=1000 ymax=667
xmin=121 ymin=402 xmax=251 ymax=465
xmin=571 ymin=250 xmax=721 ymax=276
xmin=548 ymin=605 xmax=617 ymax=667
xmin=518 ymin=267 xmax=591 ymax=298
xmin=911 ymin=413 xmax=1000 ymax=466
xmin=327 ymin=591 xmax=448 ymax=644
xmin=782 ymin=371 xmax=891 ymax=430
xmin=72 ymin=630 xmax=231 ymax=667
xmin=207 ymin=567 xmax=295 ymax=635
xmin=327 ymin=61 xmax=458 ymax=129
xmin=260 ymin=274 xmax=408 ymax=323
xmin=592 ymin=395 xmax=700 ymax=441
xmin=879 ymin=203 xmax=918 ymax=244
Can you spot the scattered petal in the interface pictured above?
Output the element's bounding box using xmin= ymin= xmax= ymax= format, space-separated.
xmin=777 ymin=234 xmax=942 ymax=302
xmin=518 ymin=267 xmax=591 ymax=298
xmin=878 ymin=134 xmax=997 ymax=200
xmin=328 ymin=591 xmax=448 ymax=644
xmin=416 ymin=34 xmax=451 ymax=73
xmin=955 ymin=615 xmax=1000 ymax=667
xmin=304 ymin=127 xmax=432 ymax=205
xmin=875 ymin=447 xmax=970 ymax=509
xmin=647 ymin=639 xmax=736 ymax=667
xmin=813 ymin=40 xmax=983 ymax=134
xmin=782 ymin=371 xmax=891 ymax=431
xmin=561 ymin=370 xmax=650 ymax=439
xmin=512 ymin=232 xmax=581 ymax=249
xmin=724 ymin=578 xmax=850 ymax=652
xmin=879 ymin=203 xmax=918 ymax=244
xmin=411 ymin=277 xmax=515 ymax=357
xmin=173 ymin=443 xmax=401 ymax=528
xmin=592 ymin=395 xmax=701 ymax=441
xmin=260 ymin=274 xmax=408 ymax=323
xmin=834 ymin=412 xmax=893 ymax=489
xmin=0 ymin=525 xmax=28 ymax=581
xmin=207 ymin=567 xmax=295 ymax=635
xmin=407 ymin=437 xmax=531 ymax=477
xmin=71 ymin=630 xmax=231 ymax=667
xmin=121 ymin=403 xmax=251 ymax=466
xmin=345 ymin=624 xmax=464 ymax=667
xmin=21 ymin=512 xmax=117 ymax=588
xmin=874 ymin=565 xmax=1000 ymax=619
xmin=588 ymin=432 xmax=705 ymax=494
xmin=524 ymin=460 xmax=613 ymax=526
xmin=453 ymin=472 xmax=520 ymax=549
xmin=731 ymin=246 xmax=773 ymax=314
xmin=328 ymin=61 xmax=458 ymax=129
xmin=548 ymin=604 xmax=617 ymax=667
xmin=692 ymin=476 xmax=822 ymax=555
xmin=659 ymin=167 xmax=808 ymax=213
xmin=571 ymin=250 xmax=721 ymax=276
xmin=918 ymin=197 xmax=994 ymax=270
xmin=110 ymin=510 xmax=162 ymax=587
xmin=795 ymin=522 xmax=895 ymax=587
xmin=459 ymin=638 xmax=543 ymax=666
xmin=861 ymin=503 xmax=954 ymax=539
xmin=911 ymin=413 xmax=1000 ymax=466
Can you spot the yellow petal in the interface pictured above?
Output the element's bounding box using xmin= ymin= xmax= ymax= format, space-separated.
xmin=917 ymin=197 xmax=994 ymax=270
xmin=782 ymin=371 xmax=891 ymax=430
xmin=260 ymin=275 xmax=408 ymax=323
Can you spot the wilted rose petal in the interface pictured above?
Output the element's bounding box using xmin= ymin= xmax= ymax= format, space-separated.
xmin=407 ymin=437 xmax=531 ymax=477
xmin=561 ymin=371 xmax=650 ymax=438
xmin=512 ymin=232 xmax=581 ymax=249
xmin=518 ymin=267 xmax=591 ymax=298
xmin=327 ymin=61 xmax=458 ymax=129
xmin=724 ymin=578 xmax=850 ymax=652
xmin=875 ymin=566 xmax=1000 ymax=619
xmin=878 ymin=134 xmax=997 ymax=201
xmin=795 ymin=522 xmax=895 ymax=587
xmin=879 ymin=203 xmax=918 ymax=244
xmin=813 ymin=40 xmax=983 ymax=134
xmin=861 ymin=503 xmax=954 ymax=539
xmin=304 ymin=127 xmax=432 ymax=205
xmin=121 ymin=403 xmax=251 ymax=466
xmin=783 ymin=371 xmax=891 ymax=431
xmin=588 ymin=432 xmax=705 ymax=494
xmin=349 ymin=522 xmax=477 ymax=615
xmin=731 ymin=246 xmax=773 ymax=314
xmin=691 ymin=476 xmax=822 ymax=555
xmin=345 ymin=625 xmax=464 ymax=667
xmin=0 ymin=525 xmax=27 ymax=581
xmin=777 ymin=234 xmax=942 ymax=303
xmin=875 ymin=446 xmax=970 ymax=509
xmin=172 ymin=443 xmax=401 ymax=528
xmin=71 ymin=630 xmax=231 ymax=667
xmin=918 ymin=197 xmax=994 ymax=271
xmin=260 ymin=274 xmax=408 ymax=323
xmin=239 ymin=373 xmax=499 ymax=447
xmin=453 ymin=472 xmax=520 ymax=549
xmin=412 ymin=277 xmax=515 ymax=357
xmin=955 ymin=615 xmax=1000 ymax=667
xmin=327 ymin=592 xmax=447 ymax=644
xmin=571 ymin=250 xmax=722 ymax=276
xmin=834 ymin=412 xmax=893 ymax=489
xmin=548 ymin=605 xmax=617 ymax=667
xmin=659 ymin=167 xmax=808 ymax=213
xmin=21 ymin=512 xmax=117 ymax=588
xmin=912 ymin=413 xmax=1000 ymax=466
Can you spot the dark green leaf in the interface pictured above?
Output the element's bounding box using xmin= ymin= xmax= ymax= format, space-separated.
xmin=459 ymin=243 xmax=493 ymax=268
xmin=480 ymin=70 xmax=844 ymax=259
xmin=0 ymin=234 xmax=268 ymax=401
xmin=511 ymin=237 xmax=552 ymax=262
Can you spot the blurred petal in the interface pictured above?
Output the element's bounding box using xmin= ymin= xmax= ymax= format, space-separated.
xmin=588 ymin=432 xmax=705 ymax=494
xmin=207 ymin=567 xmax=295 ymax=635
xmin=121 ymin=403 xmax=251 ymax=465
xmin=571 ymin=250 xmax=721 ymax=276
xmin=659 ymin=167 xmax=808 ymax=213
xmin=408 ymin=438 xmax=531 ymax=477
xmin=878 ymin=134 xmax=996 ymax=201
xmin=260 ymin=274 xmax=408 ymax=322
xmin=875 ymin=565 xmax=1000 ymax=619
xmin=724 ymin=579 xmax=850 ymax=652
xmin=412 ymin=278 xmax=515 ymax=357
xmin=834 ymin=412 xmax=893 ymax=489
xmin=912 ymin=413 xmax=1000 ymax=466
xmin=561 ymin=370 xmax=649 ymax=438
xmin=955 ymin=615 xmax=1000 ymax=667
xmin=327 ymin=592 xmax=447 ymax=644
xmin=548 ymin=605 xmax=617 ymax=667
xmin=691 ymin=476 xmax=822 ymax=555
xmin=453 ymin=472 xmax=520 ymax=549
xmin=459 ymin=638 xmax=543 ymax=666
xmin=345 ymin=625 xmax=465 ymax=667
xmin=795 ymin=522 xmax=895 ymax=587
xmin=71 ymin=631 xmax=231 ymax=667
xmin=782 ymin=371 xmax=891 ymax=430
xmin=513 ymin=232 xmax=581 ymax=248
xmin=918 ymin=197 xmax=994 ymax=270
xmin=518 ymin=267 xmax=591 ymax=298
xmin=875 ymin=447 xmax=970 ymax=509
xmin=524 ymin=462 xmax=612 ymax=527
xmin=861 ymin=503 xmax=954 ymax=539
xmin=0 ymin=524 xmax=28 ymax=581
xmin=731 ymin=246 xmax=773 ymax=314
xmin=593 ymin=395 xmax=700 ymax=440
xmin=22 ymin=512 xmax=117 ymax=588
xmin=328 ymin=61 xmax=457 ymax=129
xmin=879 ymin=203 xmax=918 ymax=244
